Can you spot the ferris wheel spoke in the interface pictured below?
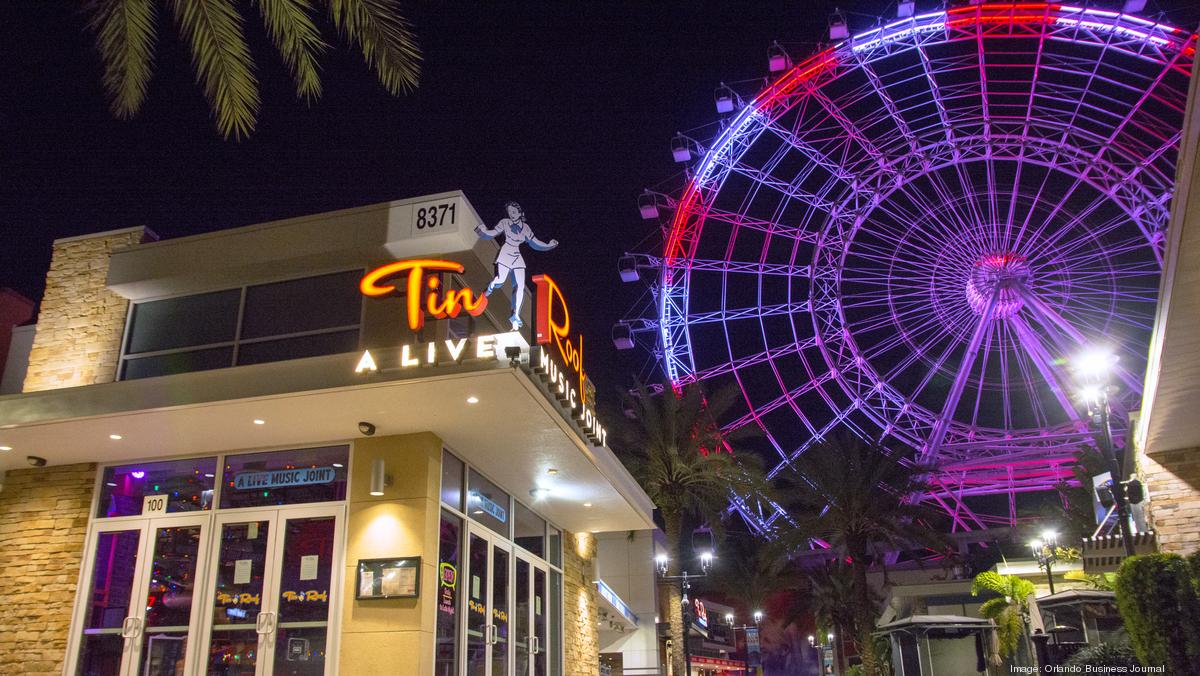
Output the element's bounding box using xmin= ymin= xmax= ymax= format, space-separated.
xmin=924 ymin=288 xmax=998 ymax=460
xmin=1009 ymin=314 xmax=1092 ymax=433
xmin=679 ymin=302 xmax=807 ymax=326
xmin=761 ymin=115 xmax=859 ymax=185
xmin=719 ymin=158 xmax=838 ymax=212
xmin=1019 ymin=291 xmax=1144 ymax=395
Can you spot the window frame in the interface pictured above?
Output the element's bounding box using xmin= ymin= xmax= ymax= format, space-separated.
xmin=117 ymin=268 xmax=367 ymax=380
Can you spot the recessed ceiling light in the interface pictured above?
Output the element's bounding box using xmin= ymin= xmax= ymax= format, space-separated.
xmin=547 ymin=468 xmax=559 ymax=475
xmin=253 ymin=419 xmax=266 ymax=425
xmin=583 ymin=502 xmax=593 ymax=508
xmin=109 ymin=434 xmax=123 ymax=440
xmin=332 ymin=463 xmax=344 ymax=468
xmin=0 ymin=445 xmax=11 ymax=452
xmin=466 ymin=396 xmax=479 ymax=404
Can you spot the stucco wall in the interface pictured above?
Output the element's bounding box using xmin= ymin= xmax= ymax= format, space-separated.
xmin=339 ymin=433 xmax=442 ymax=674
xmin=0 ymin=463 xmax=95 ymax=674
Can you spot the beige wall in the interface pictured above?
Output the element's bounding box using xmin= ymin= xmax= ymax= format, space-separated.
xmin=23 ymin=228 xmax=149 ymax=392
xmin=1138 ymin=447 xmax=1200 ymax=554
xmin=563 ymin=531 xmax=600 ymax=676
xmin=340 ymin=433 xmax=443 ymax=674
xmin=0 ymin=463 xmax=95 ymax=675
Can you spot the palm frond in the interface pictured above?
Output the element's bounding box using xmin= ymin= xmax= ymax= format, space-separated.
xmin=326 ymin=0 xmax=421 ymax=95
xmin=255 ymin=0 xmax=327 ymax=101
xmin=168 ymin=0 xmax=260 ymax=140
xmin=85 ymin=0 xmax=158 ymax=118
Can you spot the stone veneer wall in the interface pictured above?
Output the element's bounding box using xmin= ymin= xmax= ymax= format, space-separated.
xmin=1138 ymin=447 xmax=1200 ymax=554
xmin=563 ymin=531 xmax=600 ymax=676
xmin=0 ymin=463 xmax=96 ymax=675
xmin=23 ymin=227 xmax=149 ymax=392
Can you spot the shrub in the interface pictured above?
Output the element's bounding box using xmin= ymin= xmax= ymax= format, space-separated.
xmin=1113 ymin=553 xmax=1200 ymax=673
xmin=1063 ymin=642 xmax=1140 ymax=669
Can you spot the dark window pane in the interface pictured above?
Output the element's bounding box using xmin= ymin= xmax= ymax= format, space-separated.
xmin=514 ymin=501 xmax=546 ymax=558
xmin=98 ymin=457 xmax=218 ymax=518
xmin=236 ymin=330 xmax=359 ymax=366
xmin=547 ymin=528 xmax=562 ymax=567
xmin=122 ymin=347 xmax=233 ymax=380
xmin=127 ymin=290 xmax=240 ymax=354
xmin=467 ymin=469 xmax=510 ymax=537
xmin=436 ymin=511 xmax=462 ymax=676
xmin=241 ymin=271 xmax=362 ymax=339
xmin=220 ymin=446 xmax=348 ymax=509
xmin=442 ymin=450 xmax=464 ymax=509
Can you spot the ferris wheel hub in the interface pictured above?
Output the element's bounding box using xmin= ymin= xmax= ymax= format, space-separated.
xmin=965 ymin=253 xmax=1030 ymax=319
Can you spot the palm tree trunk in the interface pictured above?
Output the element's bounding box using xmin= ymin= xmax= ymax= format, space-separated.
xmin=851 ymin=553 xmax=882 ymax=676
xmin=662 ymin=510 xmax=688 ymax=676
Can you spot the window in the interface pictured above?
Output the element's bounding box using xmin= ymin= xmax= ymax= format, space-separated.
xmin=442 ymin=450 xmax=464 ymax=510
xmin=547 ymin=528 xmax=562 ymax=567
xmin=219 ymin=446 xmax=349 ymax=509
xmin=120 ymin=271 xmax=363 ymax=380
xmin=514 ymin=501 xmax=545 ymax=557
xmin=98 ymin=457 xmax=218 ymax=518
xmin=467 ymin=469 xmax=510 ymax=536
xmin=436 ymin=510 xmax=463 ymax=676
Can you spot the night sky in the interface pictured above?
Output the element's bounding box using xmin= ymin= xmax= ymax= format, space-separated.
xmin=2 ymin=1 xmax=1197 ymax=399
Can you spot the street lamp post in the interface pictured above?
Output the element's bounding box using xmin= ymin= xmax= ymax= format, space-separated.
xmin=657 ymin=552 xmax=714 ymax=676
xmin=1031 ymin=530 xmax=1059 ymax=595
xmin=726 ymin=611 xmax=763 ymax=676
xmin=1076 ymin=349 xmax=1136 ymax=558
xmin=808 ymin=632 xmax=836 ymax=675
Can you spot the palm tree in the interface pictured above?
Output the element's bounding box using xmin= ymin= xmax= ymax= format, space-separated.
xmin=619 ymin=382 xmax=771 ymax=676
xmin=776 ymin=433 xmax=948 ymax=676
xmin=84 ymin=0 xmax=421 ymax=139
xmin=971 ymin=571 xmax=1035 ymax=665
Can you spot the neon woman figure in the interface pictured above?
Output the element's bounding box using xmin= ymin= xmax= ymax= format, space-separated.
xmin=475 ymin=201 xmax=558 ymax=329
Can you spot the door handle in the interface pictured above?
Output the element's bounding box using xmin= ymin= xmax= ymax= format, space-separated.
xmin=120 ymin=616 xmax=143 ymax=639
xmin=529 ymin=635 xmax=540 ymax=655
xmin=487 ymin=623 xmax=499 ymax=645
xmin=255 ymin=611 xmax=276 ymax=635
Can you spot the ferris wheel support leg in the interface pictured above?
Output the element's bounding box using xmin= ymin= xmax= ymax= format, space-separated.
xmin=926 ymin=289 xmax=999 ymax=461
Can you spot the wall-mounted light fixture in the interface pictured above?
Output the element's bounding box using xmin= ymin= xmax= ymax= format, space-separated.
xmin=370 ymin=457 xmax=392 ymax=496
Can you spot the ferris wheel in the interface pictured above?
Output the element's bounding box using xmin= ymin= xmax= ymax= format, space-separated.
xmin=619 ymin=3 xmax=1197 ymax=532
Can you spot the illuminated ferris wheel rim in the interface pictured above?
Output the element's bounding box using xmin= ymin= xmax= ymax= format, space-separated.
xmin=659 ymin=2 xmax=1196 ymax=390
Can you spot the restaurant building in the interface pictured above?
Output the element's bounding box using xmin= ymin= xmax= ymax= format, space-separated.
xmin=0 ymin=192 xmax=657 ymax=676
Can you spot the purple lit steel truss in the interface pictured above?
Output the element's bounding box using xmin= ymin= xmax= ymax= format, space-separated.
xmin=645 ymin=4 xmax=1197 ymax=532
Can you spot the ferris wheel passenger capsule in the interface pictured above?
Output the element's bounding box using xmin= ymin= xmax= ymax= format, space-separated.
xmin=638 ymin=192 xmax=660 ymax=220
xmin=768 ymin=42 xmax=791 ymax=73
xmin=671 ymin=134 xmax=693 ymax=163
xmin=715 ymin=83 xmax=737 ymax=114
xmin=829 ymin=10 xmax=849 ymax=41
xmin=612 ymin=322 xmax=635 ymax=351
xmin=618 ymin=255 xmax=640 ymax=283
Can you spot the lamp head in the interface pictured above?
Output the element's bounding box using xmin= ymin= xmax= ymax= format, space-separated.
xmin=725 ymin=613 xmax=734 ymax=626
xmin=655 ymin=553 xmax=669 ymax=576
xmin=699 ymin=550 xmax=714 ymax=573
xmin=753 ymin=610 xmax=763 ymax=624
xmin=1075 ymin=348 xmax=1117 ymax=381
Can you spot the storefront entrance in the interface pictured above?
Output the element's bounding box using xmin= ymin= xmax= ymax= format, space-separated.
xmin=69 ymin=513 xmax=212 ymax=676
xmin=200 ymin=506 xmax=344 ymax=676
xmin=513 ymin=553 xmax=548 ymax=676
xmin=463 ymin=522 xmax=553 ymax=676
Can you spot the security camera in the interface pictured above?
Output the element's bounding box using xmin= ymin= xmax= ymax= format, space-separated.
xmin=26 ymin=456 xmax=46 ymax=468
xmin=357 ymin=421 xmax=376 ymax=437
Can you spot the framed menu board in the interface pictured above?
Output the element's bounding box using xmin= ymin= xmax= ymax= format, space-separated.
xmin=356 ymin=557 xmax=421 ymax=599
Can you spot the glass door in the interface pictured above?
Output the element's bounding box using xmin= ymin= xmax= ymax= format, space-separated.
xmin=513 ymin=553 xmax=548 ymax=676
xmin=201 ymin=506 xmax=343 ymax=676
xmin=464 ymin=525 xmax=513 ymax=676
xmin=68 ymin=514 xmax=211 ymax=676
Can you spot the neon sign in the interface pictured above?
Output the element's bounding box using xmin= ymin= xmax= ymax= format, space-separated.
xmin=531 ymin=274 xmax=607 ymax=446
xmin=360 ymin=259 xmax=488 ymax=331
